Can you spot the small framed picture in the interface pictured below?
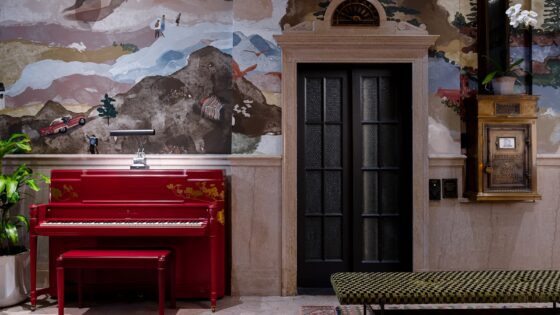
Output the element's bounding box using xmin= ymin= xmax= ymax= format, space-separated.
xmin=498 ymin=137 xmax=516 ymax=149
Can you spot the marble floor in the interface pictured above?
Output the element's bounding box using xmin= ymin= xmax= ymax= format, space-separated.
xmin=2 ymin=296 xmax=558 ymax=315
xmin=0 ymin=295 xmax=340 ymax=315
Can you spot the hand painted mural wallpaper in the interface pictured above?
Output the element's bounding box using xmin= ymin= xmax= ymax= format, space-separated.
xmin=1 ymin=0 xmax=559 ymax=155
xmin=0 ymin=0 xmax=283 ymax=154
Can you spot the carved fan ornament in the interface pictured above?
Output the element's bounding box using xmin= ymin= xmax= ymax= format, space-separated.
xmin=332 ymin=0 xmax=380 ymax=26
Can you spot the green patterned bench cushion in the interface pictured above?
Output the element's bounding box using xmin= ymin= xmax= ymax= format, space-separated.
xmin=331 ymin=271 xmax=560 ymax=305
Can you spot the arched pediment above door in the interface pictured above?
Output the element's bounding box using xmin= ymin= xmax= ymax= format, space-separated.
xmin=283 ymin=0 xmax=428 ymax=35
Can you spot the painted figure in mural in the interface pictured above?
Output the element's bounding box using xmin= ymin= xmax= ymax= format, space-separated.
xmin=176 ymin=13 xmax=181 ymax=26
xmin=154 ymin=19 xmax=161 ymax=38
xmin=160 ymin=15 xmax=166 ymax=37
xmin=86 ymin=134 xmax=99 ymax=154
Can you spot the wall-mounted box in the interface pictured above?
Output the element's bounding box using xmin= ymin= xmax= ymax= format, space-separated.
xmin=464 ymin=95 xmax=540 ymax=201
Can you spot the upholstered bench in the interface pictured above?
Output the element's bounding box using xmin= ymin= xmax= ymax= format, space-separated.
xmin=56 ymin=249 xmax=175 ymax=315
xmin=331 ymin=271 xmax=560 ymax=315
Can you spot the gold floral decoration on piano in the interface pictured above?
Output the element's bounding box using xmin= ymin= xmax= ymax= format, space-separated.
xmin=51 ymin=184 xmax=79 ymax=201
xmin=166 ymin=181 xmax=224 ymax=202
xmin=217 ymin=209 xmax=225 ymax=225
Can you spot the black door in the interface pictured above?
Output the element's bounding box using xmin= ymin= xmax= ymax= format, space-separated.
xmin=297 ymin=64 xmax=412 ymax=290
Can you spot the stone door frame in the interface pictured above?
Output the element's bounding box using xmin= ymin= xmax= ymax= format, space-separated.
xmin=275 ymin=0 xmax=438 ymax=295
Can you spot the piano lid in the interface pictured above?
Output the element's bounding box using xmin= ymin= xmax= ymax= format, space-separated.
xmin=50 ymin=169 xmax=225 ymax=204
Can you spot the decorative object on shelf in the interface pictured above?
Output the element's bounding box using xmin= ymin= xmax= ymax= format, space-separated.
xmin=464 ymin=95 xmax=540 ymax=201
xmin=482 ymin=4 xmax=539 ymax=95
xmin=481 ymin=56 xmax=524 ymax=95
xmin=0 ymin=133 xmax=49 ymax=307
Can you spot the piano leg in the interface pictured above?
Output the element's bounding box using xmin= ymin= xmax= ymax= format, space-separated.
xmin=30 ymin=233 xmax=37 ymax=311
xmin=210 ymin=210 xmax=217 ymax=312
xmin=78 ymin=269 xmax=84 ymax=308
xmin=56 ymin=262 xmax=64 ymax=315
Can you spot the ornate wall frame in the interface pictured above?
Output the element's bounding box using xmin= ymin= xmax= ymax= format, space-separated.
xmin=275 ymin=0 xmax=438 ymax=295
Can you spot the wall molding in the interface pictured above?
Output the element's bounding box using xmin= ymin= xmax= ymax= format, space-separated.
xmin=428 ymin=154 xmax=466 ymax=167
xmin=2 ymin=154 xmax=282 ymax=169
xmin=429 ymin=154 xmax=560 ymax=167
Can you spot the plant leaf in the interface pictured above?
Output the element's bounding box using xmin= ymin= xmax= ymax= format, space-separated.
xmin=25 ymin=179 xmax=40 ymax=191
xmin=0 ymin=176 xmax=6 ymax=194
xmin=6 ymin=178 xmax=18 ymax=199
xmin=7 ymin=133 xmax=29 ymax=143
xmin=15 ymin=142 xmax=32 ymax=153
xmin=5 ymin=223 xmax=18 ymax=245
xmin=40 ymin=174 xmax=51 ymax=184
xmin=483 ymin=55 xmax=504 ymax=73
xmin=14 ymin=215 xmax=29 ymax=232
xmin=482 ymin=71 xmax=498 ymax=85
xmin=509 ymin=58 xmax=524 ymax=69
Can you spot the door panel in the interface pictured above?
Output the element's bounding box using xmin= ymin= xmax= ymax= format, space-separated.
xmin=297 ymin=64 xmax=411 ymax=289
xmin=297 ymin=69 xmax=350 ymax=289
xmin=352 ymin=68 xmax=412 ymax=272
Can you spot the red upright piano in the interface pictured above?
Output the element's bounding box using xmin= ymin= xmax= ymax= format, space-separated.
xmin=29 ymin=169 xmax=225 ymax=311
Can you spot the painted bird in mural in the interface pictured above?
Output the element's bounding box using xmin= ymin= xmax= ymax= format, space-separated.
xmin=232 ymin=60 xmax=257 ymax=79
xmin=243 ymin=50 xmax=263 ymax=57
xmin=265 ymin=72 xmax=282 ymax=80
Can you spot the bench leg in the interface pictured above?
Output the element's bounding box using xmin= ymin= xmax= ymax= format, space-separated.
xmin=56 ymin=266 xmax=64 ymax=315
xmin=363 ymin=303 xmax=379 ymax=315
xmin=169 ymin=257 xmax=176 ymax=309
xmin=158 ymin=266 xmax=165 ymax=315
xmin=78 ymin=269 xmax=84 ymax=308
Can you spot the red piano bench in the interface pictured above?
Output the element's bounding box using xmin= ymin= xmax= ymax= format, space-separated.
xmin=55 ymin=249 xmax=175 ymax=315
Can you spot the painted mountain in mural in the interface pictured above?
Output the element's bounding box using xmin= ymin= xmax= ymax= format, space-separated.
xmin=0 ymin=46 xmax=280 ymax=154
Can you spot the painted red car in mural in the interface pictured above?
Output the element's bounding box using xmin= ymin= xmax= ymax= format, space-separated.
xmin=39 ymin=115 xmax=86 ymax=136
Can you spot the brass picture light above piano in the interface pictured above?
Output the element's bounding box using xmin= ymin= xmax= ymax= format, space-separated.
xmin=29 ymin=169 xmax=226 ymax=312
xmin=109 ymin=129 xmax=155 ymax=169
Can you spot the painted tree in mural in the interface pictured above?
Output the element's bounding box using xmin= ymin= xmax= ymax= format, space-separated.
xmin=452 ymin=12 xmax=467 ymax=28
xmin=314 ymin=0 xmax=330 ymax=20
xmin=466 ymin=0 xmax=477 ymax=27
xmin=378 ymin=0 xmax=419 ymax=24
xmin=97 ymin=94 xmax=118 ymax=125
xmin=542 ymin=0 xmax=560 ymax=33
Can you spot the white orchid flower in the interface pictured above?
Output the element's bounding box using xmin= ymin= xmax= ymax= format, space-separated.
xmin=506 ymin=3 xmax=522 ymax=17
xmin=506 ymin=5 xmax=539 ymax=29
xmin=525 ymin=17 xmax=537 ymax=27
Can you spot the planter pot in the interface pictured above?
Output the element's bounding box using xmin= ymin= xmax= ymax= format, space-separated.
xmin=492 ymin=76 xmax=517 ymax=95
xmin=0 ymin=250 xmax=30 ymax=307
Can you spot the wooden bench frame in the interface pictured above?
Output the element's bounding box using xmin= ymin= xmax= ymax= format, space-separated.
xmin=331 ymin=271 xmax=560 ymax=315
xmin=56 ymin=249 xmax=176 ymax=315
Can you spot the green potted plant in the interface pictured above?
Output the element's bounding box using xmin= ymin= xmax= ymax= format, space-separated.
xmin=0 ymin=133 xmax=49 ymax=307
xmin=481 ymin=57 xmax=524 ymax=95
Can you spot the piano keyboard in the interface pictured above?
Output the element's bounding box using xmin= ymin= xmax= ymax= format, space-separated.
xmin=41 ymin=220 xmax=204 ymax=227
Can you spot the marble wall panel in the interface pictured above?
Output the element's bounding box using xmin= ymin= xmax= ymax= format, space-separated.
xmin=427 ymin=155 xmax=560 ymax=271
